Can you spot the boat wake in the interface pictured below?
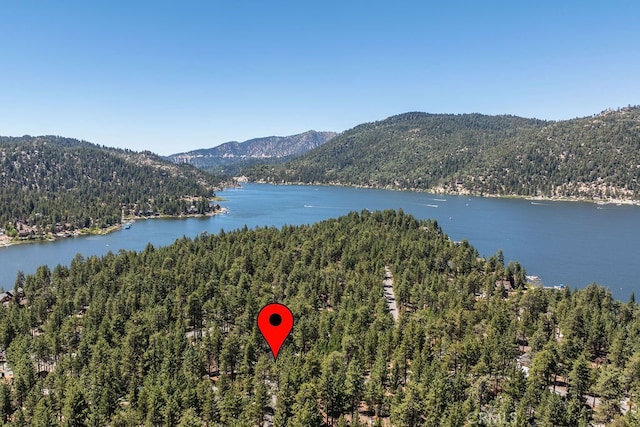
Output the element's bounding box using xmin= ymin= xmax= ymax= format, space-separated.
xmin=304 ymin=205 xmax=339 ymax=209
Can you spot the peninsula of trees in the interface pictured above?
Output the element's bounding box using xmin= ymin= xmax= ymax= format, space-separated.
xmin=246 ymin=106 xmax=640 ymax=202
xmin=0 ymin=210 xmax=638 ymax=425
xmin=0 ymin=136 xmax=224 ymax=243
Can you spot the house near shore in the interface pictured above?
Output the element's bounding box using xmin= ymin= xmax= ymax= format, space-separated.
xmin=0 ymin=288 xmax=25 ymax=307
xmin=495 ymin=280 xmax=513 ymax=292
xmin=0 ymin=292 xmax=12 ymax=305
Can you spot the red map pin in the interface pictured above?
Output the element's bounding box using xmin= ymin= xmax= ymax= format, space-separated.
xmin=257 ymin=303 xmax=294 ymax=360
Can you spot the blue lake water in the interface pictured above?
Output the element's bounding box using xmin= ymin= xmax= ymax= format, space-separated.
xmin=0 ymin=183 xmax=638 ymax=300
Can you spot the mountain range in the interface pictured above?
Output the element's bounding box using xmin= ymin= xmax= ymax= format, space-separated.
xmin=246 ymin=107 xmax=640 ymax=201
xmin=5 ymin=103 xmax=639 ymax=239
xmin=166 ymin=130 xmax=337 ymax=175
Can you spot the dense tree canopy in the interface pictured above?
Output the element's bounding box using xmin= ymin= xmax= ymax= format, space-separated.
xmin=0 ymin=136 xmax=222 ymax=239
xmin=0 ymin=210 xmax=637 ymax=425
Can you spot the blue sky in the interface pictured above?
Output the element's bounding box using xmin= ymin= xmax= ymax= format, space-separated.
xmin=1 ymin=1 xmax=638 ymax=155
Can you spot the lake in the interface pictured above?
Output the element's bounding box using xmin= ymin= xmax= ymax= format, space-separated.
xmin=1 ymin=183 xmax=639 ymax=301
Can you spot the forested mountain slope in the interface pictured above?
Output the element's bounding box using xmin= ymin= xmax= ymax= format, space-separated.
xmin=167 ymin=131 xmax=337 ymax=175
xmin=0 ymin=136 xmax=222 ymax=240
xmin=0 ymin=210 xmax=638 ymax=425
xmin=248 ymin=107 xmax=640 ymax=201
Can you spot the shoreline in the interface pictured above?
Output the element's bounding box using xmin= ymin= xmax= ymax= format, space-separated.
xmin=0 ymin=207 xmax=229 ymax=249
xmin=249 ymin=180 xmax=640 ymax=206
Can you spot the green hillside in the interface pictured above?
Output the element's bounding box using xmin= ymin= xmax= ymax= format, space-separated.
xmin=0 ymin=211 xmax=637 ymax=425
xmin=248 ymin=107 xmax=640 ymax=201
xmin=0 ymin=136 xmax=222 ymax=241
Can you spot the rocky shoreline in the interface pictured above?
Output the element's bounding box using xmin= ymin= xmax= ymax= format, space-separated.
xmin=249 ymin=179 xmax=640 ymax=206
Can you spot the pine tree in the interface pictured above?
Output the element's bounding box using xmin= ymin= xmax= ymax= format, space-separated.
xmin=62 ymin=381 xmax=89 ymax=427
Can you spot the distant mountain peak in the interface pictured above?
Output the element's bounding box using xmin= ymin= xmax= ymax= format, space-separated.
xmin=166 ymin=130 xmax=337 ymax=174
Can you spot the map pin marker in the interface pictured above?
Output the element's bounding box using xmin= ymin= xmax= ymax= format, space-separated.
xmin=257 ymin=303 xmax=294 ymax=360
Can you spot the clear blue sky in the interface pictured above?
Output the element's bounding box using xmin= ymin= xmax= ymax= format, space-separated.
xmin=1 ymin=1 xmax=638 ymax=155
